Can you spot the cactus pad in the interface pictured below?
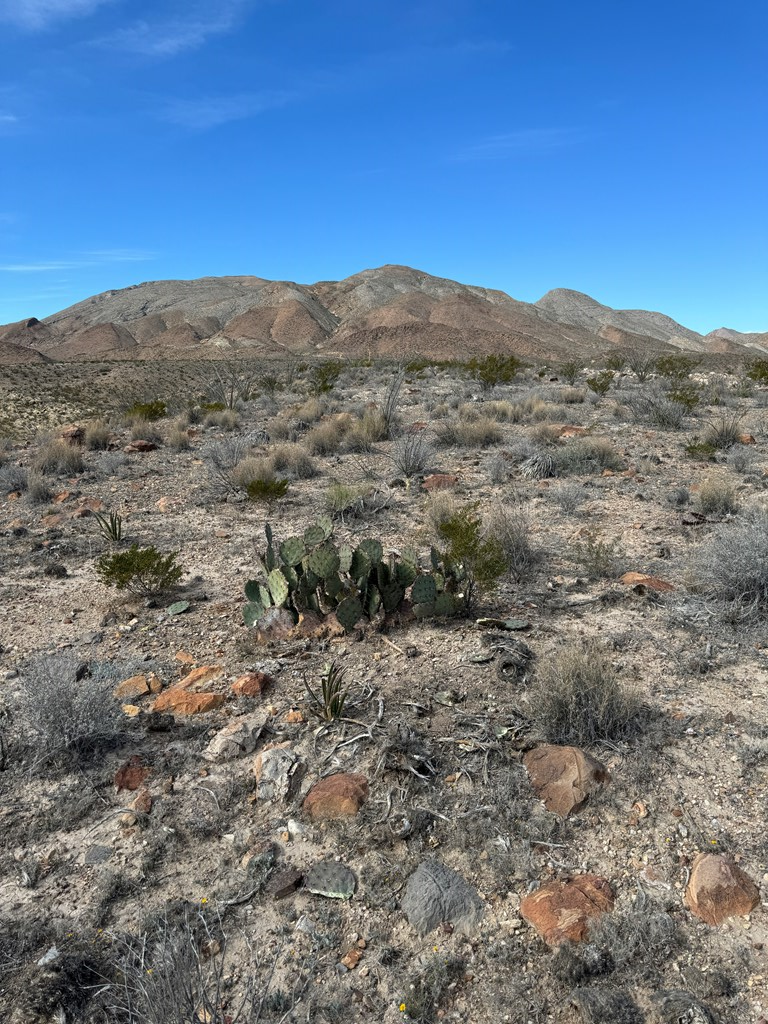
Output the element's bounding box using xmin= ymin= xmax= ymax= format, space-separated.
xmin=434 ymin=592 xmax=457 ymax=616
xmin=279 ymin=536 xmax=306 ymax=566
xmin=381 ymin=581 xmax=405 ymax=613
xmin=358 ymin=539 xmax=383 ymax=563
xmin=411 ymin=575 xmax=437 ymax=605
xmin=305 ymin=859 xmax=356 ymax=900
xmin=338 ymin=544 xmax=353 ymax=573
xmin=303 ymin=524 xmax=326 ymax=547
xmin=413 ymin=601 xmax=436 ymax=618
xmin=336 ymin=595 xmax=363 ymax=632
xmin=307 ymin=542 xmax=341 ymax=579
xmin=243 ymin=600 xmax=266 ymax=627
xmin=268 ymin=568 xmax=290 ymax=606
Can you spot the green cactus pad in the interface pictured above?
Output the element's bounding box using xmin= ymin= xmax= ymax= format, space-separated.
xmin=358 ymin=539 xmax=383 ymax=563
xmin=350 ymin=548 xmax=371 ymax=579
xmin=402 ymin=546 xmax=419 ymax=567
xmin=434 ymin=592 xmax=457 ymax=616
xmin=336 ymin=595 xmax=363 ymax=631
xmin=411 ymin=575 xmax=437 ymax=605
xmin=307 ymin=542 xmax=341 ymax=579
xmin=265 ymin=523 xmax=273 ymax=546
xmin=303 ymin=524 xmax=326 ymax=547
xmin=413 ymin=601 xmax=436 ymax=619
xmin=282 ymin=565 xmax=299 ymax=589
xmin=338 ymin=544 xmax=353 ymax=573
xmin=305 ymin=859 xmax=356 ymax=900
xmin=381 ymin=581 xmax=405 ymax=613
xmin=395 ymin=561 xmax=418 ymax=587
xmin=243 ymin=600 xmax=266 ymax=627
xmin=244 ymin=579 xmax=262 ymax=603
xmin=430 ymin=546 xmax=441 ymax=571
xmin=279 ymin=536 xmax=306 ymax=566
xmin=267 ymin=568 xmax=290 ymax=606
xmin=323 ymin=573 xmax=342 ymax=600
xmin=265 ymin=544 xmax=277 ymax=572
xmin=366 ymin=585 xmax=382 ymax=618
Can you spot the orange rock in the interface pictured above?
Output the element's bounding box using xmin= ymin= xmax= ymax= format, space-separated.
xmin=59 ymin=425 xmax=85 ymax=445
xmin=231 ymin=671 xmax=274 ymax=697
xmin=684 ymin=853 xmax=760 ymax=925
xmin=148 ymin=672 xmax=162 ymax=693
xmin=619 ymin=571 xmax=674 ymax=592
xmin=557 ymin=425 xmax=587 ymax=438
xmin=114 ymin=755 xmax=150 ymax=792
xmin=738 ymin=433 xmax=756 ymax=444
xmin=175 ymin=650 xmax=196 ymax=664
xmin=524 ymin=745 xmax=609 ymax=817
xmin=601 ymin=468 xmax=615 ymax=477
xmin=156 ymin=497 xmax=171 ymax=512
xmin=284 ymin=709 xmax=305 ymax=724
xmin=177 ymin=665 xmax=222 ymax=689
xmin=52 ymin=491 xmax=71 ymax=504
xmin=303 ymin=773 xmax=369 ymax=820
xmin=422 ymin=473 xmax=459 ymax=491
xmin=341 ymin=948 xmax=363 ymax=969
xmin=152 ymin=688 xmax=225 ymax=715
xmin=130 ymin=788 xmax=152 ymax=814
xmin=123 ymin=440 xmax=158 ymax=453
xmin=521 ymin=875 xmax=614 ymax=945
xmin=114 ymin=674 xmax=151 ymax=700
xmin=122 ymin=704 xmax=141 ymax=717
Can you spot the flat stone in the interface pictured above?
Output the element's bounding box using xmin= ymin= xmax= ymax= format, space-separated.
xmin=303 ymin=773 xmax=368 ymax=820
xmin=619 ymin=571 xmax=675 ymax=592
xmin=524 ymin=745 xmax=609 ymax=817
xmin=402 ymin=860 xmax=484 ymax=936
xmin=253 ymin=744 xmax=305 ymax=802
xmin=521 ymin=874 xmax=614 ymax=945
xmin=267 ymin=867 xmax=303 ymax=900
xmin=151 ymin=688 xmax=225 ymax=715
xmin=177 ymin=664 xmax=223 ymax=689
xmin=684 ymin=853 xmax=760 ymax=925
xmin=84 ymin=845 xmax=112 ymax=866
xmin=114 ymin=674 xmax=151 ymax=700
xmin=422 ymin=473 xmax=459 ymax=491
xmin=203 ymin=715 xmax=265 ymax=761
xmin=231 ymin=671 xmax=274 ymax=697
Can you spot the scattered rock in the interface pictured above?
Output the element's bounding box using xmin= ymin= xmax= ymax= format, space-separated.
xmin=303 ymin=773 xmax=369 ymax=820
xmin=83 ymin=845 xmax=112 ymax=866
xmin=523 ymin=744 xmax=609 ymax=817
xmin=253 ymin=744 xmax=305 ymax=802
xmin=203 ymin=715 xmax=266 ymax=762
xmin=401 ymin=860 xmax=484 ymax=936
xmin=557 ymin=425 xmax=588 ymax=438
xmin=305 ymin=859 xmax=357 ymax=899
xmin=520 ymin=875 xmax=614 ymax=945
xmin=59 ymin=425 xmax=85 ymax=445
xmin=177 ymin=664 xmax=223 ymax=689
xmin=684 ymin=852 xmax=760 ymax=925
xmin=231 ymin=671 xmax=274 ymax=697
xmin=121 ymin=788 xmax=152 ymax=825
xmin=422 ymin=473 xmax=459 ymax=491
xmin=123 ymin=440 xmax=158 ymax=453
xmin=151 ymin=688 xmax=225 ymax=715
xmin=114 ymin=755 xmax=150 ymax=792
xmin=738 ymin=433 xmax=756 ymax=444
xmin=619 ymin=571 xmax=675 ymax=593
xmin=114 ymin=673 xmax=151 ymax=700
xmin=266 ymin=866 xmax=303 ymax=900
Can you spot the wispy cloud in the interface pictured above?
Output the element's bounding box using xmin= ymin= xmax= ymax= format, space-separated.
xmin=98 ymin=0 xmax=251 ymax=57
xmin=455 ymin=127 xmax=589 ymax=161
xmin=0 ymin=0 xmax=115 ymax=31
xmin=0 ymin=250 xmax=156 ymax=272
xmin=159 ymin=90 xmax=293 ymax=130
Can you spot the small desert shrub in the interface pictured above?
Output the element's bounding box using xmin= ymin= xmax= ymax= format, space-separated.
xmin=530 ymin=642 xmax=647 ymax=746
xmin=304 ymin=417 xmax=349 ymax=455
xmin=345 ymin=408 xmax=388 ymax=451
xmin=485 ymin=452 xmax=510 ymax=485
xmin=626 ymin=391 xmax=686 ymax=429
xmin=16 ymin=653 xmax=125 ymax=765
xmin=168 ymin=424 xmax=191 ymax=451
xmin=520 ymin=450 xmax=556 ymax=480
xmin=434 ymin=417 xmax=503 ymax=448
xmin=684 ymin=439 xmax=717 ymax=460
xmin=626 ymin=349 xmax=657 ymax=382
xmin=553 ymin=437 xmax=621 ymax=475
xmin=265 ymin=415 xmax=295 ymax=441
xmin=392 ymin=431 xmax=434 ymax=478
xmin=268 ymin=443 xmax=316 ymax=479
xmin=695 ymin=474 xmax=738 ymax=516
xmin=528 ymin=421 xmax=563 ymax=444
xmin=727 ymin=446 xmax=755 ymax=474
xmin=293 ymin=396 xmax=327 ymax=426
xmin=552 ymin=480 xmax=586 ymax=514
xmin=425 ymin=491 xmax=461 ymax=536
xmin=559 ymin=361 xmax=581 ymax=385
xmin=26 ymin=472 xmax=53 ymax=504
xmin=585 ymin=369 xmax=614 ymax=397
xmin=203 ymin=408 xmax=239 ymax=430
xmin=203 ymin=436 xmax=253 ymax=495
xmin=0 ymin=463 xmax=28 ymax=493
xmin=666 ymin=485 xmax=690 ymax=507
xmin=655 ymin=353 xmax=700 ymax=381
xmin=325 ymin=480 xmax=373 ymax=518
xmin=558 ymin=386 xmax=586 ymax=404
xmin=689 ymin=509 xmax=768 ymax=611
xmin=746 ymin=358 xmax=768 ymax=384
xmin=229 ymin=456 xmax=273 ymax=491
xmin=665 ymin=383 xmax=701 ymax=412
xmin=32 ymin=438 xmax=85 ymax=475
xmin=702 ymin=411 xmax=745 ymax=450
xmin=466 ymin=353 xmax=522 ymax=391
xmin=246 ymin=477 xmax=289 ymax=504
xmin=307 ymin=359 xmax=343 ymax=394
xmin=96 ymin=544 xmax=183 ymax=597
xmin=126 ymin=399 xmax=167 ymax=422
xmin=485 ymin=501 xmax=538 ymax=581
xmin=437 ymin=504 xmax=507 ymax=612
xmin=130 ymin=418 xmax=162 ymax=443
xmin=570 ymin=530 xmax=625 ymax=578
xmin=84 ymin=419 xmax=111 ymax=450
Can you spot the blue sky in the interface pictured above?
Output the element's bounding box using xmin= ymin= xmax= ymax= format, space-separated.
xmin=0 ymin=0 xmax=765 ymax=333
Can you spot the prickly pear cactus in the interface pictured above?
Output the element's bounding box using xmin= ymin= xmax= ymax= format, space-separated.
xmin=279 ymin=536 xmax=305 ymax=566
xmin=411 ymin=575 xmax=437 ymax=606
xmin=267 ymin=568 xmax=289 ymax=607
xmin=305 ymin=859 xmax=356 ymax=899
xmin=307 ymin=542 xmax=341 ymax=580
xmin=336 ymin=595 xmax=363 ymax=632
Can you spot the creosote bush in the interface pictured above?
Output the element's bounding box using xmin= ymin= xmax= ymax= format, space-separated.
xmin=96 ymin=544 xmax=184 ymax=597
xmin=246 ymin=477 xmax=289 ymax=504
xmin=467 ymin=353 xmax=522 ymax=391
xmin=126 ymin=399 xmax=167 ymax=421
xmin=530 ymin=641 xmax=648 ymax=746
xmin=437 ymin=504 xmax=507 ymax=612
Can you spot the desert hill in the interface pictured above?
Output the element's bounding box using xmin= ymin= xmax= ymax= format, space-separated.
xmin=1 ymin=265 xmax=765 ymax=364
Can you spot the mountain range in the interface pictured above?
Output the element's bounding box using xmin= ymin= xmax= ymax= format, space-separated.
xmin=1 ymin=265 xmax=765 ymax=365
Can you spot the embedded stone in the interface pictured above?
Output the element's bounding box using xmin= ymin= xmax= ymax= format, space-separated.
xmin=303 ymin=773 xmax=369 ymax=820
xmin=231 ymin=671 xmax=274 ymax=697
xmin=521 ymin=875 xmax=614 ymax=945
xmin=684 ymin=853 xmax=760 ymax=925
xmin=523 ymin=744 xmax=609 ymax=817
xmin=151 ymin=688 xmax=225 ymax=715
xmin=402 ymin=860 xmax=484 ymax=936
xmin=253 ymin=744 xmax=305 ymax=802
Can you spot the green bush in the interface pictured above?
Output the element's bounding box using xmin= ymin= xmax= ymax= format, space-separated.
xmin=126 ymin=400 xmax=167 ymax=421
xmin=96 ymin=544 xmax=183 ymax=596
xmin=746 ymin=358 xmax=768 ymax=384
xmin=666 ymin=384 xmax=700 ymax=411
xmin=654 ymin=354 xmax=700 ymax=381
xmin=308 ymin=360 xmax=343 ymax=395
xmin=437 ymin=504 xmax=507 ymax=612
xmin=245 ymin=477 xmax=289 ymax=504
xmin=465 ymin=353 xmax=522 ymax=392
xmin=585 ymin=369 xmax=614 ymax=397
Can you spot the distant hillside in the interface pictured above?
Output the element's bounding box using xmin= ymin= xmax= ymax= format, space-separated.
xmin=0 ymin=266 xmax=765 ymax=364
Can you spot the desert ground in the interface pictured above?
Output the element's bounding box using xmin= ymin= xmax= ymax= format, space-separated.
xmin=0 ymin=354 xmax=766 ymax=1024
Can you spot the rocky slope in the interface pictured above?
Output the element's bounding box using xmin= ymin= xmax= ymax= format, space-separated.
xmin=1 ymin=266 xmax=765 ymax=364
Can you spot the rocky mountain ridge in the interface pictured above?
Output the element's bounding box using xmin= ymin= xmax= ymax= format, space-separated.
xmin=1 ymin=265 xmax=765 ymax=363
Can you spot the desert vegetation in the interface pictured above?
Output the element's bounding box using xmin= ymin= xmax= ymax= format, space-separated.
xmin=0 ymin=352 xmax=766 ymax=1023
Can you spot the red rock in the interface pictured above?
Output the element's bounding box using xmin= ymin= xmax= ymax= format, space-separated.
xmin=738 ymin=433 xmax=756 ymax=444
xmin=60 ymin=425 xmax=85 ymax=445
xmin=619 ymin=571 xmax=675 ymax=593
xmin=303 ymin=773 xmax=369 ymax=820
xmin=684 ymin=853 xmax=760 ymax=925
xmin=123 ymin=440 xmax=158 ymax=453
xmin=151 ymin=688 xmax=225 ymax=715
xmin=284 ymin=709 xmax=305 ymax=724
xmin=175 ymin=650 xmax=196 ymax=664
xmin=130 ymin=788 xmax=152 ymax=814
xmin=422 ymin=473 xmax=459 ymax=491
xmin=52 ymin=491 xmax=71 ymax=504
xmin=156 ymin=497 xmax=171 ymax=512
xmin=177 ymin=665 xmax=222 ymax=689
xmin=42 ymin=514 xmax=65 ymax=528
xmin=558 ymin=425 xmax=587 ymax=438
xmin=231 ymin=671 xmax=274 ymax=697
xmin=523 ymin=745 xmax=609 ymax=817
xmin=114 ymin=756 xmax=150 ymax=792
xmin=521 ymin=875 xmax=614 ymax=945
xmin=114 ymin=674 xmax=151 ymax=700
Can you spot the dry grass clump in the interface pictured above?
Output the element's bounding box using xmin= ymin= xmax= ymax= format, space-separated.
xmin=130 ymin=418 xmax=163 ymax=443
xmin=293 ymin=396 xmax=327 ymax=427
xmin=268 ymin=443 xmax=316 ymax=479
xmin=551 ymin=480 xmax=586 ymax=514
xmin=203 ymin=408 xmax=239 ymax=430
xmin=265 ymin=415 xmax=296 ymax=441
xmin=230 ymin=456 xmax=274 ymax=491
xmin=0 ymin=462 xmax=28 ymax=493
xmin=530 ymin=641 xmax=648 ymax=746
xmin=553 ymin=437 xmax=622 ymax=475
xmin=689 ymin=508 xmax=768 ymax=613
xmin=425 ymin=491 xmax=462 ymax=537
xmin=26 ymin=472 xmax=53 ymax=504
xmin=695 ymin=474 xmax=738 ymax=516
xmin=32 ymin=438 xmax=85 ymax=475
xmin=460 ymin=397 xmax=550 ymax=423
xmin=304 ymin=415 xmax=351 ymax=455
xmin=167 ymin=421 xmax=192 ymax=451
xmin=344 ymin=408 xmax=388 ymax=451
xmin=434 ymin=417 xmax=503 ymax=448
xmin=702 ymin=411 xmax=745 ymax=450
xmin=485 ymin=500 xmax=538 ymax=581
xmin=83 ymin=419 xmax=112 ymax=450
xmin=557 ymin=387 xmax=586 ymax=404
